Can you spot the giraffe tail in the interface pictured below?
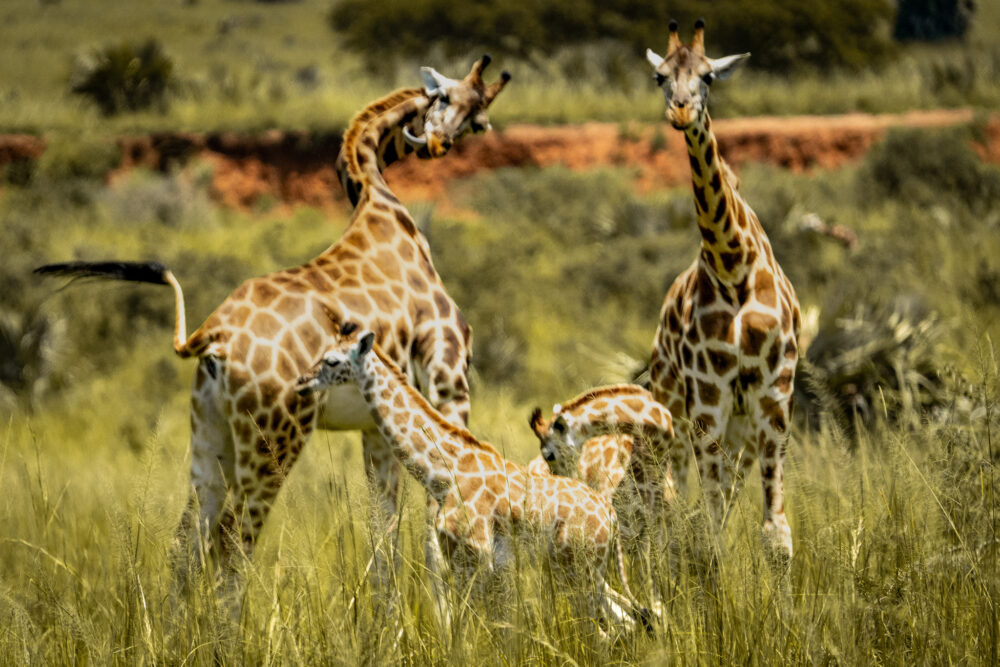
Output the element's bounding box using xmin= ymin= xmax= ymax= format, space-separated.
xmin=34 ymin=260 xmax=195 ymax=357
xmin=613 ymin=530 xmax=655 ymax=634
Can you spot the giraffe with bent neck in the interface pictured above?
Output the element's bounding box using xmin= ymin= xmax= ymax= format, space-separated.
xmin=297 ymin=327 xmax=651 ymax=636
xmin=34 ymin=57 xmax=511 ymax=598
xmin=527 ymin=384 xmax=678 ymax=610
xmin=646 ymin=20 xmax=800 ymax=564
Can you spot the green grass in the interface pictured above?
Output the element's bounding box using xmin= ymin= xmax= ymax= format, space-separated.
xmin=2 ymin=125 xmax=999 ymax=662
xmin=1 ymin=0 xmax=999 ymax=135
xmin=1 ymin=353 xmax=997 ymax=663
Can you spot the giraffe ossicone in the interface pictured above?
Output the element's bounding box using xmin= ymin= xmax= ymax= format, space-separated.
xmin=298 ymin=331 xmax=654 ymax=636
xmin=646 ymin=20 xmax=800 ymax=566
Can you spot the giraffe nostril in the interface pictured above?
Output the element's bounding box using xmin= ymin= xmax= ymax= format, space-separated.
xmin=675 ymin=100 xmax=687 ymax=109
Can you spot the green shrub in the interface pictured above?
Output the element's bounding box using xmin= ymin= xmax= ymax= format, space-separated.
xmin=894 ymin=0 xmax=975 ymax=41
xmin=857 ymin=127 xmax=1000 ymax=215
xmin=328 ymin=0 xmax=896 ymax=73
xmin=0 ymin=303 xmax=61 ymax=412
xmin=36 ymin=135 xmax=121 ymax=183
xmin=796 ymin=296 xmax=948 ymax=435
xmin=69 ymin=39 xmax=174 ymax=116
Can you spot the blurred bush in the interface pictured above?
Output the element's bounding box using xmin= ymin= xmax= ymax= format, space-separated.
xmin=894 ymin=0 xmax=976 ymax=41
xmin=857 ymin=126 xmax=1000 ymax=215
xmin=69 ymin=39 xmax=174 ymax=116
xmin=36 ymin=135 xmax=121 ymax=184
xmin=431 ymin=167 xmax=696 ymax=398
xmin=328 ymin=0 xmax=895 ymax=74
xmin=0 ymin=303 xmax=62 ymax=413
xmin=796 ymin=297 xmax=947 ymax=435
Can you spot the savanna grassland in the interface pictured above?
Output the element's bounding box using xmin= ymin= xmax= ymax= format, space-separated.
xmin=2 ymin=1 xmax=1000 ymax=664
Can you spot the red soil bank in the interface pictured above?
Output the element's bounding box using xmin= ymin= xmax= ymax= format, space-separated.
xmin=2 ymin=109 xmax=996 ymax=211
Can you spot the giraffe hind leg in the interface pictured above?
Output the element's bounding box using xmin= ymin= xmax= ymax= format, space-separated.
xmin=172 ymin=362 xmax=236 ymax=591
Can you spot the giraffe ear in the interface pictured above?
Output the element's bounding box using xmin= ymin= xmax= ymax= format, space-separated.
xmin=353 ymin=332 xmax=375 ymax=359
xmin=707 ymin=53 xmax=750 ymax=81
xmin=529 ymin=407 xmax=546 ymax=435
xmin=421 ymin=67 xmax=458 ymax=96
xmin=646 ymin=48 xmax=665 ymax=69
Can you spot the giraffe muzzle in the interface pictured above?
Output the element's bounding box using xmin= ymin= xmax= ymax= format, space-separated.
xmin=427 ymin=134 xmax=449 ymax=158
xmin=667 ymin=105 xmax=694 ymax=129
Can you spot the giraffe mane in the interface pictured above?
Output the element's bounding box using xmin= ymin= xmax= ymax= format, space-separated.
xmin=370 ymin=345 xmax=503 ymax=457
xmin=341 ymin=87 xmax=425 ymax=187
xmin=557 ymin=384 xmax=649 ymax=413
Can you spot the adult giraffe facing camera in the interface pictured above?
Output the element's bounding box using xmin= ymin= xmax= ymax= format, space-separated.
xmin=646 ymin=20 xmax=800 ymax=565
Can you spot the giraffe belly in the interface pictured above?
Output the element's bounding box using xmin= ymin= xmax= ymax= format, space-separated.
xmin=316 ymin=385 xmax=376 ymax=431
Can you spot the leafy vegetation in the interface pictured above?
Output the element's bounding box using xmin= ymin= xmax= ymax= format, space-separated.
xmin=329 ymin=0 xmax=896 ymax=73
xmin=0 ymin=0 xmax=998 ymax=133
xmin=69 ymin=39 xmax=174 ymax=116
xmin=895 ymin=0 xmax=976 ymax=41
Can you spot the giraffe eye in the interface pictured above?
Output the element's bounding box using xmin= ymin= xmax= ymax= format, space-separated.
xmin=437 ymin=93 xmax=450 ymax=106
xmin=654 ymin=73 xmax=667 ymax=86
xmin=701 ymin=73 xmax=714 ymax=86
xmin=553 ymin=420 xmax=566 ymax=434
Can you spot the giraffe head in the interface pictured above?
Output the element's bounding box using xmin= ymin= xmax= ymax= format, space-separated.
xmin=407 ymin=54 xmax=512 ymax=158
xmin=646 ymin=19 xmax=749 ymax=130
xmin=529 ymin=406 xmax=583 ymax=477
xmin=295 ymin=323 xmax=372 ymax=395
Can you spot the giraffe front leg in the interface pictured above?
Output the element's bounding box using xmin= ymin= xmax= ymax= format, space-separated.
xmin=412 ymin=324 xmax=472 ymax=429
xmin=411 ymin=334 xmax=471 ymax=626
xmin=753 ymin=386 xmax=794 ymax=569
xmin=362 ymin=430 xmax=404 ymax=615
xmin=423 ymin=496 xmax=453 ymax=633
xmin=690 ymin=411 xmax=733 ymax=533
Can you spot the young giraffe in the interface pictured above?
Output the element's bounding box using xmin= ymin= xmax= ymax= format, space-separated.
xmin=296 ymin=326 xmax=651 ymax=635
xmin=526 ymin=385 xmax=678 ymax=509
xmin=646 ymin=20 xmax=800 ymax=564
xmin=527 ymin=385 xmax=678 ymax=609
xmin=33 ymin=57 xmax=511 ymax=598
xmin=526 ymin=434 xmax=631 ymax=500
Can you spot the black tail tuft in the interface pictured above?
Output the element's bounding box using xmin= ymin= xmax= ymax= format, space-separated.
xmin=34 ymin=260 xmax=169 ymax=286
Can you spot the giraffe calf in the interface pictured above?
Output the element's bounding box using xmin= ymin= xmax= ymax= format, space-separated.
xmin=526 ymin=434 xmax=631 ymax=500
xmin=528 ymin=384 xmax=682 ymax=610
xmin=297 ymin=329 xmax=652 ymax=636
xmin=528 ymin=384 xmax=681 ymax=511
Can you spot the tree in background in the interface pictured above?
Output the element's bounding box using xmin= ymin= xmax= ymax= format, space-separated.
xmin=894 ymin=0 xmax=976 ymax=41
xmin=328 ymin=0 xmax=896 ymax=73
xmin=69 ymin=39 xmax=174 ymax=116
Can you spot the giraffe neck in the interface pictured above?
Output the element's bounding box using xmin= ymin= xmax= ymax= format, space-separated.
xmin=356 ymin=348 xmax=499 ymax=499
xmin=684 ymin=113 xmax=769 ymax=283
xmin=337 ymin=88 xmax=431 ymax=207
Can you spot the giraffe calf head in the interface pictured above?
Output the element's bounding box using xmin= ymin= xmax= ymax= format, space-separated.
xmin=646 ymin=19 xmax=749 ymax=130
xmin=296 ymin=328 xmax=374 ymax=395
xmin=407 ymin=55 xmax=511 ymax=158
xmin=529 ymin=405 xmax=583 ymax=477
